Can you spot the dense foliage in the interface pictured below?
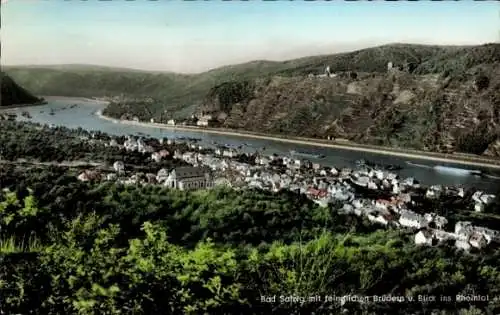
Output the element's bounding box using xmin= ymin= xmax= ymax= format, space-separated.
xmin=0 ymin=121 xmax=499 ymax=314
xmin=204 ymin=80 xmax=255 ymax=113
xmin=0 ymin=168 xmax=500 ymax=314
xmin=0 ymin=122 xmax=190 ymax=171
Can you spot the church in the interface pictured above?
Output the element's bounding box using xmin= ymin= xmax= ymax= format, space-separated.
xmin=165 ymin=166 xmax=214 ymax=190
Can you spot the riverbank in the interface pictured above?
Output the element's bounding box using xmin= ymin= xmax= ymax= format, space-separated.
xmin=0 ymin=101 xmax=47 ymax=111
xmin=42 ymin=96 xmax=110 ymax=105
xmin=0 ymin=95 xmax=102 ymax=111
xmin=95 ymin=110 xmax=500 ymax=170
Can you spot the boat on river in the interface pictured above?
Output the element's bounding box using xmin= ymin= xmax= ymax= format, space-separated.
xmin=290 ymin=150 xmax=325 ymax=159
xmin=356 ymin=159 xmax=403 ymax=171
xmin=434 ymin=165 xmax=482 ymax=177
xmin=408 ymin=162 xmax=482 ymax=177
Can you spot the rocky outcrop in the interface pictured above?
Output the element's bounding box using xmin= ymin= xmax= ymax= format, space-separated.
xmin=484 ymin=140 xmax=500 ymax=158
xmin=200 ymin=63 xmax=500 ymax=156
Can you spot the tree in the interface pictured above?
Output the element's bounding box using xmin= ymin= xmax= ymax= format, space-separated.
xmin=474 ymin=74 xmax=489 ymax=91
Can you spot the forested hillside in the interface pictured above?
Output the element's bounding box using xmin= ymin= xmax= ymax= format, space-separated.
xmin=0 ymin=72 xmax=44 ymax=106
xmin=6 ymin=43 xmax=498 ymax=118
xmin=1 ymin=170 xmax=500 ymax=315
xmin=6 ymin=43 xmax=500 ymax=157
xmin=202 ymin=62 xmax=500 ymax=157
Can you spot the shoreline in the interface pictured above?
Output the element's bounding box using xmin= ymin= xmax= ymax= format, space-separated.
xmin=42 ymin=96 xmax=110 ymax=105
xmin=0 ymin=101 xmax=47 ymax=111
xmin=95 ymin=110 xmax=500 ymax=170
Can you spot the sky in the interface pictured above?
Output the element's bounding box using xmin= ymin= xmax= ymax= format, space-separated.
xmin=2 ymin=0 xmax=499 ymax=73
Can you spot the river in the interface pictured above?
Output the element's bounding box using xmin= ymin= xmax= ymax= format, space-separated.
xmin=6 ymin=97 xmax=500 ymax=193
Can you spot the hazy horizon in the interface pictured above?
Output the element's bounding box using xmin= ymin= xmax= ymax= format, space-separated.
xmin=2 ymin=1 xmax=499 ymax=73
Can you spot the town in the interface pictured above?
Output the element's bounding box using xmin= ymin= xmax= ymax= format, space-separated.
xmin=76 ymin=133 xmax=500 ymax=253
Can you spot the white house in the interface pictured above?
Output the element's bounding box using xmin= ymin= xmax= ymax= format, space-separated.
xmin=340 ymin=168 xmax=353 ymax=178
xmin=197 ymin=119 xmax=209 ymax=126
xmin=330 ymin=167 xmax=339 ymax=176
xmin=353 ymin=176 xmax=370 ymax=187
xmin=433 ymin=215 xmax=448 ymax=230
xmin=455 ymin=221 xmax=473 ymax=238
xmin=167 ymin=119 xmax=176 ymax=126
xmin=455 ymin=239 xmax=471 ymax=251
xmin=113 ymin=161 xmax=125 ymax=173
xmin=386 ymin=172 xmax=398 ymax=181
xmin=156 ymin=168 xmax=170 ymax=183
xmin=151 ymin=152 xmax=162 ymax=163
xmin=472 ymin=191 xmax=483 ymax=203
xmin=474 ymin=202 xmax=485 ymax=212
xmin=480 ymin=194 xmax=495 ymax=205
xmin=398 ymin=193 xmax=412 ymax=204
xmin=374 ymin=199 xmax=391 ymax=211
xmin=106 ymin=173 xmax=117 ymax=181
xmin=137 ymin=138 xmax=145 ymax=147
xmin=77 ymin=172 xmax=90 ymax=182
xmin=282 ymin=156 xmax=292 ymax=166
xmin=402 ymin=177 xmax=417 ymax=187
xmin=474 ymin=227 xmax=499 ymax=243
xmin=367 ymin=181 xmax=378 ymax=190
xmin=399 ymin=210 xmax=427 ymax=229
xmin=197 ymin=115 xmax=213 ymax=127
xmin=432 ymin=229 xmax=455 ymax=242
xmin=223 ymin=149 xmax=238 ymax=158
xmin=368 ymin=213 xmax=389 ymax=226
xmin=425 ymin=187 xmax=441 ymax=199
xmin=457 ymin=187 xmax=465 ymax=198
xmin=124 ymin=138 xmax=138 ymax=151
xmin=415 ymin=230 xmax=434 ymax=246
xmin=424 ymin=213 xmax=434 ymax=223
xmin=469 ymin=233 xmax=488 ymax=249
xmin=352 ymin=199 xmax=369 ymax=209
xmin=164 ymin=166 xmax=214 ymax=190
xmin=77 ymin=170 xmax=100 ymax=182
xmin=314 ymin=197 xmax=331 ymax=208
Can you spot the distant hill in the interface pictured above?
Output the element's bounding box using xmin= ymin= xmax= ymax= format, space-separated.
xmin=4 ymin=43 xmax=500 ymax=156
xmin=4 ymin=64 xmax=175 ymax=74
xmin=0 ymin=72 xmax=43 ymax=107
xmin=7 ymin=43 xmax=494 ymax=117
xmin=199 ymin=43 xmax=500 ymax=157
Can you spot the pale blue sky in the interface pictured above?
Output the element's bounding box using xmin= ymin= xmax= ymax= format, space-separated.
xmin=2 ymin=0 xmax=499 ymax=73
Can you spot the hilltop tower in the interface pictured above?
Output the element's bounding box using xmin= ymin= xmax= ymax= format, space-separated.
xmin=387 ymin=62 xmax=393 ymax=72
